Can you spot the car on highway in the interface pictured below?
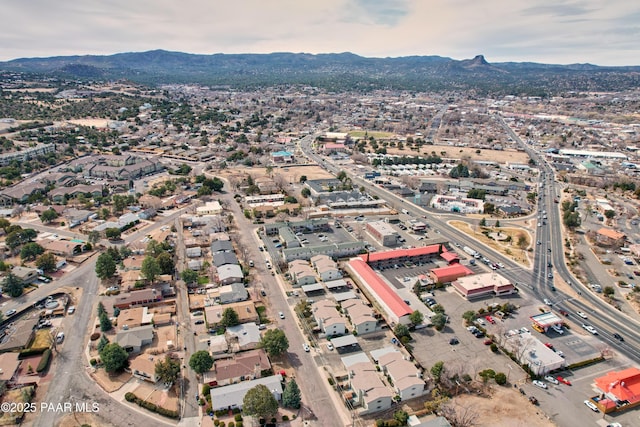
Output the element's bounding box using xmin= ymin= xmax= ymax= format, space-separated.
xmin=544 ymin=375 xmax=559 ymax=385
xmin=613 ymin=332 xmax=625 ymax=342
xmin=547 ymin=272 xmax=553 ymax=279
xmin=544 ymin=298 xmax=552 ymax=306
xmin=559 ymin=310 xmax=569 ymax=316
xmin=302 ymin=343 xmax=310 ymax=352
xmin=576 ymin=311 xmax=588 ymax=319
xmin=533 ymin=380 xmax=547 ymax=389
xmin=582 ymin=324 xmax=598 ymax=335
xmin=5 ymin=309 xmax=16 ymax=317
xmin=583 ymin=400 xmax=599 ymax=412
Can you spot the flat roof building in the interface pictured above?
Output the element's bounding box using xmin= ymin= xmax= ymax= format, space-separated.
xmin=452 ymin=272 xmax=515 ymax=299
xmin=365 ymin=220 xmax=399 ymax=247
xmin=592 ymin=367 xmax=640 ymax=413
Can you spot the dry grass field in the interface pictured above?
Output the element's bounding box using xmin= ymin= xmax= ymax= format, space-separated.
xmin=385 ymin=144 xmax=530 ymax=164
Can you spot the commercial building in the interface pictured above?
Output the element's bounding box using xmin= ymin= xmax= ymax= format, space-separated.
xmin=452 ymin=272 xmax=516 ymax=299
xmin=359 ymin=244 xmax=449 ymax=269
xmin=365 ymin=220 xmax=399 ymax=247
xmin=502 ymin=332 xmax=565 ymax=376
xmin=196 ymin=201 xmax=223 ymax=216
xmin=429 ymin=264 xmax=474 ymax=284
xmin=431 ymin=195 xmax=483 ymax=214
xmin=346 ymin=258 xmax=412 ymax=326
xmin=592 ymin=367 xmax=640 ymax=413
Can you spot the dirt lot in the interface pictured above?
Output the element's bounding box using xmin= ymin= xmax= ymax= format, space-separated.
xmin=449 ymin=220 xmax=533 ymax=268
xmin=451 ymin=386 xmax=555 ymax=427
xmin=57 ymin=412 xmax=118 ymax=427
xmin=219 ymin=165 xmax=334 ymax=184
xmin=384 ymin=145 xmax=530 ymax=164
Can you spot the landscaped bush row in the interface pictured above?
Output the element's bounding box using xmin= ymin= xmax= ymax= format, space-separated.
xmin=568 ymin=356 xmax=604 ymax=370
xmin=18 ymin=348 xmax=47 ymax=359
xmin=36 ymin=349 xmax=51 ymax=373
xmin=123 ymin=392 xmax=178 ymax=419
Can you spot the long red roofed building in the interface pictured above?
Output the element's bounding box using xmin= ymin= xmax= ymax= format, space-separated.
xmin=346 ymin=258 xmax=413 ymax=326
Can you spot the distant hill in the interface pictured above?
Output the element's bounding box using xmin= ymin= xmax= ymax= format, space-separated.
xmin=2 ymin=50 xmax=639 ymax=94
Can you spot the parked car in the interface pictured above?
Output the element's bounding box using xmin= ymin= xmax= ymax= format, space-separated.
xmin=56 ymin=332 xmax=65 ymax=344
xmin=557 ymin=376 xmax=572 ymax=386
xmin=326 ymin=342 xmax=334 ymax=351
xmin=302 ymin=343 xmax=310 ymax=352
xmin=194 ymin=320 xmax=205 ymax=325
xmin=67 ymin=306 xmax=76 ymax=315
xmin=544 ymin=375 xmax=559 ymax=385
xmin=279 ymin=311 xmax=285 ymax=319
xmin=484 ymin=315 xmax=496 ymax=324
xmin=583 ymin=400 xmax=599 ymax=412
xmin=544 ymin=342 xmax=555 ymax=350
xmin=449 ymin=337 xmax=459 ymax=345
xmin=533 ymin=380 xmax=547 ymax=389
xmin=544 ymin=298 xmax=552 ymax=306
xmin=5 ymin=309 xmax=16 ymax=317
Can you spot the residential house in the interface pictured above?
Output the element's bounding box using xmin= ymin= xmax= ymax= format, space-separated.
xmin=117 ymin=307 xmax=154 ymax=329
xmin=209 ymin=374 xmax=283 ymax=412
xmin=225 ymin=323 xmax=261 ymax=352
xmin=0 ymin=182 xmax=46 ymax=206
xmin=115 ymin=324 xmax=155 ymax=353
xmin=288 ymin=260 xmax=317 ymax=287
xmin=210 ymin=240 xmax=234 ymax=254
xmin=342 ymin=299 xmax=377 ymax=335
xmin=39 ymin=239 xmax=84 ymax=258
xmin=377 ymin=351 xmax=426 ymax=400
xmin=216 ymin=264 xmax=244 ymax=285
xmin=311 ymin=254 xmax=342 ymax=282
xmin=129 ymin=354 xmax=161 ymax=383
xmin=11 ymin=266 xmax=39 ymax=284
xmin=138 ymin=194 xmax=163 ymax=210
xmin=214 ymin=282 xmax=248 ymax=304
xmin=204 ymin=301 xmax=258 ymax=327
xmin=113 ymin=288 xmax=163 ymax=309
xmin=208 ymin=349 xmax=271 ymax=387
xmin=349 ymin=361 xmax=393 ymax=414
xmin=185 ymin=247 xmax=202 ymax=258
xmin=0 ymin=352 xmax=21 ymax=384
xmin=49 ymin=184 xmax=103 ymax=203
xmin=213 ymin=252 xmax=239 ymax=268
xmin=63 ymin=208 xmax=94 ymax=228
xmin=312 ymin=300 xmax=346 ymax=337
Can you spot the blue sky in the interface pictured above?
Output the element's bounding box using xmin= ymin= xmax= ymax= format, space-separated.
xmin=2 ymin=0 xmax=639 ymax=65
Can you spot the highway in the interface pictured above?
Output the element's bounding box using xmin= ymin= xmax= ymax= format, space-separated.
xmin=301 ymin=128 xmax=640 ymax=365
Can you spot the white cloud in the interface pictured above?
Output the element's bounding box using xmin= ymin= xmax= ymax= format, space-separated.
xmin=0 ymin=0 xmax=638 ymax=65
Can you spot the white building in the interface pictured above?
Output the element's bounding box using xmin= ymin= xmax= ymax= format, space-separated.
xmin=431 ymin=195 xmax=483 ymax=214
xmin=196 ymin=201 xmax=223 ymax=216
xmin=312 ymin=300 xmax=346 ymax=337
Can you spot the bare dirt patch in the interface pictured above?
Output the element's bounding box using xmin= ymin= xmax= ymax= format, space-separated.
xmin=384 ymin=145 xmax=530 ymax=165
xmin=91 ymin=370 xmax=131 ymax=393
xmin=449 ymin=220 xmax=532 ymax=268
xmin=219 ymin=165 xmax=334 ymax=185
xmin=452 ymin=386 xmax=554 ymax=427
xmin=57 ymin=412 xmax=118 ymax=427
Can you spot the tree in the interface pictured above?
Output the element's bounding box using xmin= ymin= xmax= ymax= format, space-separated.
xmin=189 ymin=350 xmax=214 ymax=374
xmin=97 ymin=302 xmax=106 ymax=316
xmin=242 ymin=384 xmax=279 ymax=420
xmin=299 ymin=175 xmax=307 ymax=183
xmin=495 ymin=220 xmax=501 ymax=228
xmin=39 ymin=209 xmax=59 ymax=224
xmin=603 ymin=286 xmax=615 ymax=297
xmin=88 ymin=231 xmax=101 ymax=244
xmin=431 ymin=361 xmax=445 ymax=383
xmin=260 ymin=328 xmax=289 ymax=357
xmin=36 ymin=253 xmax=57 ymax=272
xmin=155 ymin=355 xmax=181 ymax=385
xmin=20 ymin=242 xmax=44 ymax=261
xmin=337 ymin=170 xmax=347 ymax=181
xmin=479 ymin=217 xmax=487 ymax=227
xmin=2 ymin=273 xmax=24 ymax=297
xmin=462 ymin=310 xmax=476 ymax=323
xmin=99 ymin=343 xmax=129 ymax=373
xmin=394 ymin=410 xmax=409 ymax=426
xmin=494 ymin=372 xmax=507 ymax=385
xmin=604 ymin=209 xmax=615 ymax=219
xmin=97 ymin=335 xmax=109 ymax=353
xmin=394 ymin=324 xmax=410 ymax=338
xmin=156 ymin=252 xmax=175 ymax=275
xmin=95 ymin=253 xmax=116 ymax=280
xmin=483 ymin=202 xmax=495 ymax=215
xmin=431 ymin=304 xmax=445 ymax=314
xmin=105 ymin=228 xmax=122 ymax=240
xmin=181 ymin=269 xmax=198 ymax=285
xmin=431 ymin=313 xmax=447 ymax=331
xmin=99 ymin=313 xmax=113 ymax=332
xmin=141 ymin=256 xmax=161 ymax=284
xmin=282 ymin=378 xmax=301 ymax=409
xmin=409 ymin=310 xmax=424 ymax=326
xmin=220 ymin=308 xmax=240 ymax=328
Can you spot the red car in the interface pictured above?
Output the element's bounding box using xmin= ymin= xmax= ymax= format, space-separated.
xmin=544 ymin=342 xmax=555 ymax=350
xmin=557 ymin=376 xmax=572 ymax=386
xmin=483 ymin=338 xmax=493 ymax=345
xmin=485 ymin=315 xmax=496 ymax=324
xmin=559 ymin=310 xmax=569 ymax=316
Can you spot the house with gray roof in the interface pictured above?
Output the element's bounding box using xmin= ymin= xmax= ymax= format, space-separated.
xmin=211 ymin=240 xmax=234 ymax=254
xmin=115 ymin=324 xmax=155 ymax=353
xmin=209 ymin=374 xmax=283 ymax=411
xmin=213 ymin=252 xmax=239 ymax=267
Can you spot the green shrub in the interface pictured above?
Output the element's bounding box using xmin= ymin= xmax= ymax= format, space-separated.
xmin=36 ymin=349 xmax=52 ymax=373
xmin=228 ymin=422 xmax=235 ymax=427
xmin=282 ymin=415 xmax=289 ymax=421
xmin=125 ymin=392 xmax=137 ymax=402
xmin=490 ymin=343 xmax=499 ymax=353
xmin=234 ymin=414 xmax=243 ymax=422
xmin=214 ymin=419 xmax=220 ymax=426
xmin=90 ymin=332 xmax=101 ymax=341
xmin=236 ymin=422 xmax=242 ymax=427
xmin=89 ymin=358 xmax=97 ymax=366
xmin=328 ymin=377 xmax=335 ymax=386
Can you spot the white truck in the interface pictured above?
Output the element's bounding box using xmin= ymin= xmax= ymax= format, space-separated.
xmin=463 ymin=246 xmax=479 ymax=258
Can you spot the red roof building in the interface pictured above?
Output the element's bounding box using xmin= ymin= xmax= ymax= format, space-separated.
xmin=360 ymin=244 xmax=449 ymax=267
xmin=347 ymin=258 xmax=412 ymax=326
xmin=429 ymin=264 xmax=473 ymax=284
xmin=592 ymin=367 xmax=640 ymax=413
xmin=439 ymin=251 xmax=460 ymax=264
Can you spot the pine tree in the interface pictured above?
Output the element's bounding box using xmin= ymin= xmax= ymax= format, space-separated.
xmin=282 ymin=379 xmax=301 ymax=409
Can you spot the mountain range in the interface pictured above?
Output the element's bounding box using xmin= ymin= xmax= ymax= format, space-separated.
xmin=1 ymin=50 xmax=639 ymax=94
